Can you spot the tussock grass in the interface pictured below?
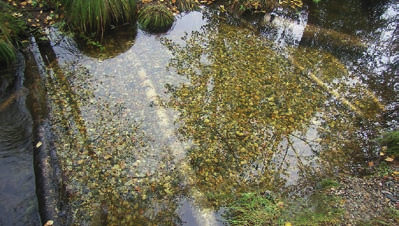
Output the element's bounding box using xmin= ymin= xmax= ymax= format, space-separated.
xmin=60 ymin=0 xmax=137 ymax=35
xmin=224 ymin=192 xmax=283 ymax=226
xmin=0 ymin=40 xmax=16 ymax=66
xmin=0 ymin=1 xmax=26 ymax=65
xmin=138 ymin=4 xmax=175 ymax=33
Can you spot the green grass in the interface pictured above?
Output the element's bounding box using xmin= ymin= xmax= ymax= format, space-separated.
xmin=223 ymin=185 xmax=344 ymax=226
xmin=60 ymin=0 xmax=137 ymax=35
xmin=378 ymin=129 xmax=399 ymax=157
xmin=0 ymin=40 xmax=16 ymax=65
xmin=224 ymin=192 xmax=283 ymax=226
xmin=282 ymin=194 xmax=343 ymax=225
xmin=318 ymin=178 xmax=340 ymax=189
xmin=0 ymin=1 xmax=26 ymax=65
xmin=138 ymin=4 xmax=175 ymax=33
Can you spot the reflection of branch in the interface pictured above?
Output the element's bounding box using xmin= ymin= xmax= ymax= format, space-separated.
xmin=289 ymin=56 xmax=363 ymax=116
xmin=279 ymin=140 xmax=290 ymax=172
xmin=287 ymin=137 xmax=306 ymax=177
xmin=289 ymin=133 xmax=320 ymax=156
xmin=215 ymin=129 xmax=239 ymax=160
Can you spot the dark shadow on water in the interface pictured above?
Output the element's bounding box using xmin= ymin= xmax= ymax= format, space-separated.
xmin=0 ymin=53 xmax=41 ymax=225
xmin=75 ymin=23 xmax=138 ymax=60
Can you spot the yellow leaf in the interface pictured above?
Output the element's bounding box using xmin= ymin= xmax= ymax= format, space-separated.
xmin=285 ymin=223 xmax=292 ymax=226
xmin=44 ymin=220 xmax=54 ymax=226
xmin=385 ymin=157 xmax=394 ymax=162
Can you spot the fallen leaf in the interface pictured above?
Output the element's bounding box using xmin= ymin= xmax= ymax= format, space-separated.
xmin=385 ymin=157 xmax=394 ymax=162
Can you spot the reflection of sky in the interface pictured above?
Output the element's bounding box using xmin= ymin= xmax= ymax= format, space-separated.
xmin=262 ymin=8 xmax=308 ymax=49
xmin=366 ymin=1 xmax=398 ymax=74
xmin=77 ymin=10 xmax=208 ymax=151
xmin=168 ymin=9 xmax=208 ymax=40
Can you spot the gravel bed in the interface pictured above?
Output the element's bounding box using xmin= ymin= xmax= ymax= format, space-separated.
xmin=328 ymin=166 xmax=399 ymax=225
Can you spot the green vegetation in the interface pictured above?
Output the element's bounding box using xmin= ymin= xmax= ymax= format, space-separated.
xmin=226 ymin=0 xmax=277 ymax=13
xmin=224 ymin=192 xmax=283 ymax=226
xmin=171 ymin=0 xmax=200 ymax=12
xmin=59 ymin=0 xmax=137 ymax=35
xmin=224 ymin=187 xmax=344 ymax=226
xmin=222 ymin=0 xmax=306 ymax=13
xmin=376 ymin=161 xmax=394 ymax=177
xmin=0 ymin=1 xmax=26 ymax=65
xmin=138 ymin=4 xmax=175 ymax=33
xmin=378 ymin=129 xmax=399 ymax=157
xmin=318 ymin=178 xmax=340 ymax=189
xmin=282 ymin=194 xmax=343 ymax=225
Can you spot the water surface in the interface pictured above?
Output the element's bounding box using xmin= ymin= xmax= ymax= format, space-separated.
xmin=39 ymin=1 xmax=398 ymax=225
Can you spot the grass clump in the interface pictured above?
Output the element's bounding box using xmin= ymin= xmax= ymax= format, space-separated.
xmin=0 ymin=1 xmax=26 ymax=65
xmin=138 ymin=4 xmax=175 ymax=33
xmin=60 ymin=0 xmax=137 ymax=35
xmin=224 ymin=192 xmax=283 ymax=226
xmin=318 ymin=178 xmax=340 ymax=189
xmin=224 ymin=188 xmax=344 ymax=225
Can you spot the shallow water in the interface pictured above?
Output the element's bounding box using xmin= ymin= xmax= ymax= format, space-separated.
xmin=32 ymin=0 xmax=398 ymax=225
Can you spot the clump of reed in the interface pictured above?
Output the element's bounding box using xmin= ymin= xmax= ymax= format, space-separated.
xmin=60 ymin=0 xmax=137 ymax=35
xmin=138 ymin=4 xmax=175 ymax=33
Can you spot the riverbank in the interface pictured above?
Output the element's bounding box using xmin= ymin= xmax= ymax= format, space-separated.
xmin=224 ymin=162 xmax=399 ymax=225
xmin=331 ymin=165 xmax=399 ymax=225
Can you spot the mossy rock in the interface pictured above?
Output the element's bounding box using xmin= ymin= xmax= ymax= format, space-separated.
xmin=138 ymin=4 xmax=175 ymax=33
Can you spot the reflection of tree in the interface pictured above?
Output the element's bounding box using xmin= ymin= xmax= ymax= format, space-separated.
xmin=162 ymin=13 xmax=352 ymax=197
xmin=45 ymin=59 xmax=186 ymax=225
xmin=303 ymin=0 xmax=396 ymax=162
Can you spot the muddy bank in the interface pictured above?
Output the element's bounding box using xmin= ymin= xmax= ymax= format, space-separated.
xmin=24 ymin=42 xmax=62 ymax=225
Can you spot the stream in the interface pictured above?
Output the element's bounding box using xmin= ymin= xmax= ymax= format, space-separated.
xmin=0 ymin=53 xmax=41 ymax=225
xmin=0 ymin=0 xmax=397 ymax=225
